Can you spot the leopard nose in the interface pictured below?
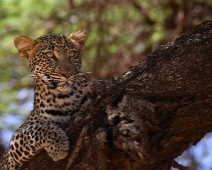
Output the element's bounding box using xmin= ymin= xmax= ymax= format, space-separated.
xmin=62 ymin=73 xmax=73 ymax=78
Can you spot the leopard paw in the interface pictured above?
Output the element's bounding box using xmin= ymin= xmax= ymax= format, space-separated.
xmin=44 ymin=128 xmax=69 ymax=161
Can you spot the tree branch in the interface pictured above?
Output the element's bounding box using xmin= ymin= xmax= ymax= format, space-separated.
xmin=22 ymin=19 xmax=212 ymax=170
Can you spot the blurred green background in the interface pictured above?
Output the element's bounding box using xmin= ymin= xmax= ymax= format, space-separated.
xmin=1 ymin=0 xmax=212 ymax=169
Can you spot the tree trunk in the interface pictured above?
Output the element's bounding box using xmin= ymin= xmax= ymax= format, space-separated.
xmin=22 ymin=19 xmax=212 ymax=170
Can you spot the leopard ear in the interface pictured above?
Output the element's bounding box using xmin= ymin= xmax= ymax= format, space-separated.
xmin=14 ymin=36 xmax=37 ymax=59
xmin=69 ymin=28 xmax=88 ymax=51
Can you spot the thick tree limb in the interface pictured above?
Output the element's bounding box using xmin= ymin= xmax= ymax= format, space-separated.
xmin=22 ymin=20 xmax=212 ymax=170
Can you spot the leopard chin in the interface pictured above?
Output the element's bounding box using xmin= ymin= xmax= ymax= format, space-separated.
xmin=57 ymin=82 xmax=73 ymax=92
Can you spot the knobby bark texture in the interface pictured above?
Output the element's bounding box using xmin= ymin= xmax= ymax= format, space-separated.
xmin=21 ymin=20 xmax=212 ymax=170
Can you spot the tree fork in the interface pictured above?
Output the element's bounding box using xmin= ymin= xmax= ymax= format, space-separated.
xmin=22 ymin=19 xmax=212 ymax=170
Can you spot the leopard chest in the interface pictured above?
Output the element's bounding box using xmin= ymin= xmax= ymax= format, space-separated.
xmin=32 ymin=83 xmax=87 ymax=125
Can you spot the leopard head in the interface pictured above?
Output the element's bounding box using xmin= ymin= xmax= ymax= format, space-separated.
xmin=14 ymin=28 xmax=88 ymax=92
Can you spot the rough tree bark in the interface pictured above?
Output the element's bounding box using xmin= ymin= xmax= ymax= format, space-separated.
xmin=21 ymin=20 xmax=212 ymax=170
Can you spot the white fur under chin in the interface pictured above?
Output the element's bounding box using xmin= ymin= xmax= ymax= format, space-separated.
xmin=57 ymin=83 xmax=73 ymax=93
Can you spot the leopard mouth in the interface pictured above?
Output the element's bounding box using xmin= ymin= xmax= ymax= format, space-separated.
xmin=57 ymin=82 xmax=73 ymax=92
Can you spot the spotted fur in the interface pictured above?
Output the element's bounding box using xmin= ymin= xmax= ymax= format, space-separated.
xmin=0 ymin=29 xmax=91 ymax=170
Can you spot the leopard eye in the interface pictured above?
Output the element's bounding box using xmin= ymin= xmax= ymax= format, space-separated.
xmin=46 ymin=51 xmax=54 ymax=57
xmin=69 ymin=50 xmax=77 ymax=57
xmin=46 ymin=51 xmax=57 ymax=60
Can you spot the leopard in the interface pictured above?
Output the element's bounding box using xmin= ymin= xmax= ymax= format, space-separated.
xmin=0 ymin=28 xmax=93 ymax=170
